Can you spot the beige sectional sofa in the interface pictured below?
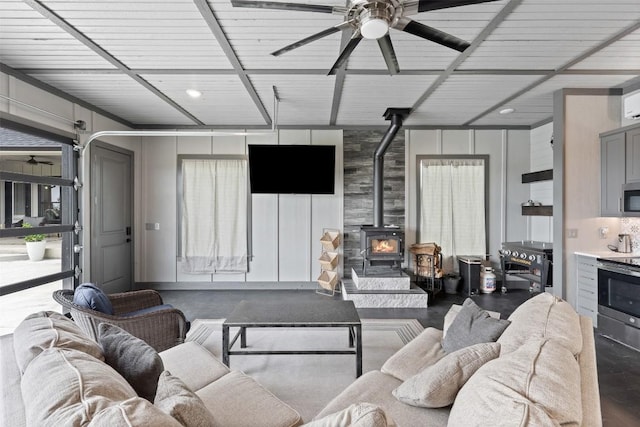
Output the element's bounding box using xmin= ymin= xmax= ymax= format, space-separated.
xmin=315 ymin=292 xmax=602 ymax=426
xmin=1 ymin=292 xmax=602 ymax=426
xmin=0 ymin=311 xmax=304 ymax=427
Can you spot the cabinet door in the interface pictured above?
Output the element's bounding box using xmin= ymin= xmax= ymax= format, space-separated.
xmin=601 ymin=132 xmax=626 ymax=216
xmin=626 ymin=127 xmax=640 ymax=183
xmin=575 ymin=255 xmax=598 ymax=327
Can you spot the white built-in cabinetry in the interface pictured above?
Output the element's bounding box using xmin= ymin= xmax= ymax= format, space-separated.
xmin=575 ymin=254 xmax=599 ymax=327
xmin=600 ymin=123 xmax=640 ymax=216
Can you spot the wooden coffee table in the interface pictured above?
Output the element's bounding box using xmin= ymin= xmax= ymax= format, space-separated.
xmin=222 ymin=299 xmax=362 ymax=377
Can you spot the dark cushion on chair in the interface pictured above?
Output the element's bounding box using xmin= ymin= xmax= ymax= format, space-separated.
xmin=121 ymin=304 xmax=175 ymax=317
xmin=73 ymin=283 xmax=114 ymax=315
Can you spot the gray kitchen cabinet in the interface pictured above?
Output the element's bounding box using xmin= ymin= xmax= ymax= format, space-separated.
xmin=575 ymin=254 xmax=599 ymax=327
xmin=601 ymin=132 xmax=626 ymax=216
xmin=626 ymin=127 xmax=640 ymax=183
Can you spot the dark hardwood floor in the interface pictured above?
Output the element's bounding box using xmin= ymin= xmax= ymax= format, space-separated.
xmin=159 ymin=288 xmax=640 ymax=426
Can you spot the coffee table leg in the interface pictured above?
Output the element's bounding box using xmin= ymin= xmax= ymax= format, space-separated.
xmin=348 ymin=326 xmax=354 ymax=347
xmin=241 ymin=326 xmax=247 ymax=348
xmin=222 ymin=325 xmax=230 ymax=367
xmin=356 ymin=325 xmax=362 ymax=377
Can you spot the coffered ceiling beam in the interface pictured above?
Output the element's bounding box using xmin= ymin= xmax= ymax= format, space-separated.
xmin=411 ymin=0 xmax=523 ymax=117
xmin=464 ymin=18 xmax=640 ymax=126
xmin=1 ymin=64 xmax=134 ymax=128
xmin=19 ymin=68 xmax=640 ymax=77
xmin=23 ymin=0 xmax=204 ymax=126
xmin=192 ymin=0 xmax=272 ymax=126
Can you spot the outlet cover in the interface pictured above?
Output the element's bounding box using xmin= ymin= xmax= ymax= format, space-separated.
xmin=568 ymin=228 xmax=578 ymax=238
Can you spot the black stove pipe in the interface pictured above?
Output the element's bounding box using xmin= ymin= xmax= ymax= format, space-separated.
xmin=373 ymin=108 xmax=411 ymax=228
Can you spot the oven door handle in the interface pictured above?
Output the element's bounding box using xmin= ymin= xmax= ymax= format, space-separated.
xmin=598 ymin=263 xmax=640 ymax=278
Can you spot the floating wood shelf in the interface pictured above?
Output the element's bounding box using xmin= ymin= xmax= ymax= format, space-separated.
xmin=521 ymin=205 xmax=553 ymax=216
xmin=522 ymin=169 xmax=553 ymax=183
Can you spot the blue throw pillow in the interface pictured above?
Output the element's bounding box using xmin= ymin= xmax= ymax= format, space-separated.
xmin=73 ymin=283 xmax=114 ymax=315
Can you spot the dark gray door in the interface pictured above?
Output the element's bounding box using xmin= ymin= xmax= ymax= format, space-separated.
xmin=91 ymin=143 xmax=133 ymax=294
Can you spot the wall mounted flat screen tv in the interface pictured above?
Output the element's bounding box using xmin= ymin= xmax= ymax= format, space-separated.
xmin=248 ymin=144 xmax=336 ymax=194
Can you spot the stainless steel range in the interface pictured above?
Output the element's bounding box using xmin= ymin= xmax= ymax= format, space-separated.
xmin=597 ymin=257 xmax=640 ymax=351
xmin=499 ymin=241 xmax=553 ymax=292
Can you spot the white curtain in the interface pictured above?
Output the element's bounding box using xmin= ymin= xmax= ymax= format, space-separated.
xmin=419 ymin=158 xmax=486 ymax=273
xmin=181 ymin=159 xmax=248 ymax=273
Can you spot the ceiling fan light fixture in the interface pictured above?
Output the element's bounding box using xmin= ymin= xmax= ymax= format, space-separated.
xmin=361 ymin=17 xmax=389 ymax=39
xmin=499 ymin=108 xmax=515 ymax=115
xmin=359 ymin=5 xmax=391 ymax=40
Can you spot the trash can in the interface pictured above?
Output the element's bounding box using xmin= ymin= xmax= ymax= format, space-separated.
xmin=458 ymin=256 xmax=483 ymax=296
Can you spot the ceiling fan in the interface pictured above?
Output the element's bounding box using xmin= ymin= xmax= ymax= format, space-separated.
xmin=25 ymin=155 xmax=54 ymax=165
xmin=230 ymin=0 xmax=500 ymax=75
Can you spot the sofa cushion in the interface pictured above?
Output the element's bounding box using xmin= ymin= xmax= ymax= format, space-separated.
xmin=392 ymin=342 xmax=500 ymax=408
xmin=160 ymin=341 xmax=230 ymax=392
xmin=380 ymin=328 xmax=446 ymax=381
xmin=303 ymin=402 xmax=395 ymax=427
xmin=497 ymin=292 xmax=582 ymax=355
xmin=13 ymin=310 xmax=104 ymax=373
xmin=441 ymin=298 xmax=510 ymax=353
xmin=314 ymin=371 xmax=450 ymax=427
xmin=88 ymin=397 xmax=183 ymax=427
xmin=196 ymin=370 xmax=303 ymax=427
xmin=21 ymin=347 xmax=137 ymax=426
xmin=154 ymin=370 xmax=215 ymax=427
xmin=98 ymin=323 xmax=164 ymax=402
xmin=449 ymin=338 xmax=582 ymax=426
xmin=73 ymin=283 xmax=114 ymax=315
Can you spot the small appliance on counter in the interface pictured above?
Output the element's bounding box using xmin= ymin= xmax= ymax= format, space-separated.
xmin=607 ymin=234 xmax=632 ymax=253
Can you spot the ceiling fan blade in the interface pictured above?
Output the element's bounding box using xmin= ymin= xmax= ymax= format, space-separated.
xmin=377 ymin=34 xmax=400 ymax=75
xmin=417 ymin=0 xmax=502 ymax=13
xmin=395 ymin=17 xmax=469 ymax=52
xmin=230 ymin=0 xmax=338 ymax=14
xmin=272 ymin=21 xmax=353 ymax=56
xmin=328 ymin=33 xmax=362 ymax=75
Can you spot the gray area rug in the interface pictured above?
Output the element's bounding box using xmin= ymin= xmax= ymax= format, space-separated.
xmin=186 ymin=318 xmax=423 ymax=422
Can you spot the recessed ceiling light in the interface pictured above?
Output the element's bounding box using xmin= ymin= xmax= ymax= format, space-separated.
xmin=186 ymin=89 xmax=202 ymax=98
xmin=499 ymin=108 xmax=515 ymax=115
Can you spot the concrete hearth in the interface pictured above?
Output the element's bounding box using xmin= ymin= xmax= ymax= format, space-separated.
xmin=341 ymin=267 xmax=429 ymax=308
xmin=351 ymin=267 xmax=410 ymax=290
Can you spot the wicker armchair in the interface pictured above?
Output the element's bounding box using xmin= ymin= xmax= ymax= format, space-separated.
xmin=53 ymin=289 xmax=188 ymax=352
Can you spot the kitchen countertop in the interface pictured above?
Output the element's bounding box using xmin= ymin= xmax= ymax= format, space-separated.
xmin=574 ymin=250 xmax=638 ymax=258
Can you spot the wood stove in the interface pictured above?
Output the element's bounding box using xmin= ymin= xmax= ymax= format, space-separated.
xmin=360 ymin=225 xmax=404 ymax=275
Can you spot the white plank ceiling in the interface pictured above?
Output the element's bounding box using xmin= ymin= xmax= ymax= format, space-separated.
xmin=1 ymin=0 xmax=639 ymax=128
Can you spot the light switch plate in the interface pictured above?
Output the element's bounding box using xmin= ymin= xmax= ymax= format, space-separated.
xmin=568 ymin=228 xmax=578 ymax=238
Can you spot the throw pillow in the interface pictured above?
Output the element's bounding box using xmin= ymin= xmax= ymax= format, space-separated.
xmin=73 ymin=283 xmax=114 ymax=315
xmin=98 ymin=323 xmax=164 ymax=402
xmin=441 ymin=298 xmax=510 ymax=353
xmin=442 ymin=304 xmax=501 ymax=339
xmin=392 ymin=342 xmax=500 ymax=408
xmin=304 ymin=402 xmax=395 ymax=427
xmin=154 ymin=370 xmax=216 ymax=427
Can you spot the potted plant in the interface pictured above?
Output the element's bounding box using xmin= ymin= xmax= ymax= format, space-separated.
xmin=23 ymin=223 xmax=47 ymax=261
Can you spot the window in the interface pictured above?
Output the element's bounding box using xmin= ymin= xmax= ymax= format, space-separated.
xmin=417 ymin=156 xmax=488 ymax=273
xmin=177 ymin=156 xmax=249 ymax=273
